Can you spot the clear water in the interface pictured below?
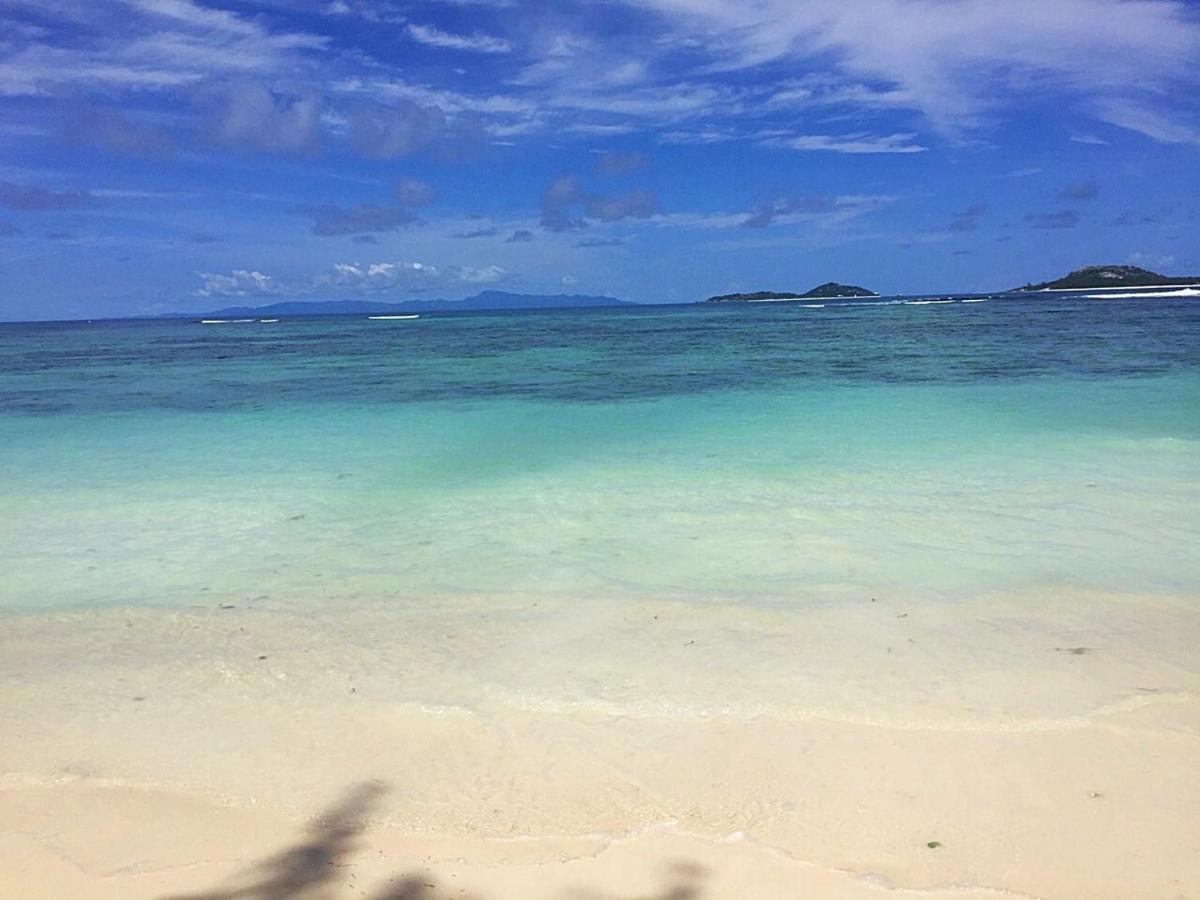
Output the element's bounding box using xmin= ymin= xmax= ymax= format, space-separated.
xmin=2 ymin=297 xmax=1198 ymax=611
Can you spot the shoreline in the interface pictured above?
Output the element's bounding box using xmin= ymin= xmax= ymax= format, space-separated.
xmin=3 ymin=591 xmax=1198 ymax=898
xmin=0 ymin=784 xmax=1031 ymax=900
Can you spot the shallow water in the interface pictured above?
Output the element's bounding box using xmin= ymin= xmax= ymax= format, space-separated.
xmin=1 ymin=296 xmax=1198 ymax=611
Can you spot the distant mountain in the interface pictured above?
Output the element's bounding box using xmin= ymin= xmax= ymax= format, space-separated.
xmin=704 ymin=282 xmax=878 ymax=303
xmin=191 ymin=290 xmax=634 ymax=318
xmin=1016 ymin=265 xmax=1200 ymax=292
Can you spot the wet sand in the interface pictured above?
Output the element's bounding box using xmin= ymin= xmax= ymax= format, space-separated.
xmin=1 ymin=590 xmax=1198 ymax=898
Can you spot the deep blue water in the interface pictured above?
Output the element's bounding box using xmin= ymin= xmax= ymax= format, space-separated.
xmin=2 ymin=296 xmax=1197 ymax=414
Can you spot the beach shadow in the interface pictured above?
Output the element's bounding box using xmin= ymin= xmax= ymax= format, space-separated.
xmin=161 ymin=780 xmax=387 ymax=900
xmin=160 ymin=781 xmax=705 ymax=900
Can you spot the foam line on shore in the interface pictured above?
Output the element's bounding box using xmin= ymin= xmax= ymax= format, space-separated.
xmin=483 ymin=688 xmax=1200 ymax=732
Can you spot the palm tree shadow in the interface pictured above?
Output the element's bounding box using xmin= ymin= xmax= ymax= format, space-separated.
xmin=161 ymin=780 xmax=705 ymax=900
xmin=161 ymin=780 xmax=387 ymax=900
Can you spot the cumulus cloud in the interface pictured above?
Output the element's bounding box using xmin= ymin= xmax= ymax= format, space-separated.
xmin=1058 ymin=177 xmax=1099 ymax=202
xmin=394 ymin=177 xmax=436 ymax=207
xmin=194 ymin=269 xmax=280 ymax=297
xmin=948 ymin=203 xmax=988 ymax=232
xmin=1025 ymin=210 xmax=1080 ymax=229
xmin=299 ymin=177 xmax=435 ymax=236
xmin=315 ymin=260 xmax=440 ymax=292
xmin=506 ymin=229 xmax=535 ymax=242
xmin=194 ymin=259 xmax=444 ymax=298
xmin=206 ymin=83 xmax=322 ymax=154
xmin=540 ymin=175 xmax=587 ymax=231
xmin=456 ymin=265 xmax=506 ymax=283
xmin=452 ymin=226 xmax=498 ymax=239
xmin=0 ymin=182 xmax=96 ymax=211
xmin=540 ymin=175 xmax=661 ymax=231
xmin=587 ymin=189 xmax=659 ymax=222
xmin=347 ymin=99 xmax=483 ymax=159
xmin=406 ymin=24 xmax=511 ymax=54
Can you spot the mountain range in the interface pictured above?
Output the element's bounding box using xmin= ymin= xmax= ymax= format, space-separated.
xmin=190 ymin=290 xmax=634 ymax=318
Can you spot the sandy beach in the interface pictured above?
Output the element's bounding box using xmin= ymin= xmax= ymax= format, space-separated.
xmin=2 ymin=589 xmax=1197 ymax=899
xmin=5 ymin=0 xmax=1200 ymax=892
xmin=3 ymin=302 xmax=1199 ymax=898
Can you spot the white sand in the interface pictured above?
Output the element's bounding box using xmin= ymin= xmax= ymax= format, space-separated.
xmin=1 ymin=590 xmax=1198 ymax=898
xmin=1036 ymin=283 xmax=1200 ymax=292
xmin=1082 ymin=288 xmax=1200 ymax=299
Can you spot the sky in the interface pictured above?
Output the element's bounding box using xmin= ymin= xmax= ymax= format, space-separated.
xmin=1 ymin=0 xmax=1199 ymax=320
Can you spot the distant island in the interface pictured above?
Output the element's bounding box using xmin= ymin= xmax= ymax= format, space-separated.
xmin=1016 ymin=265 xmax=1200 ymax=292
xmin=705 ymin=282 xmax=878 ymax=303
xmin=187 ymin=290 xmax=635 ymax=318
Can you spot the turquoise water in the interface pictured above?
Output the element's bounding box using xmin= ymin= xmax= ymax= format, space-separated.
xmin=2 ymin=297 xmax=1198 ymax=610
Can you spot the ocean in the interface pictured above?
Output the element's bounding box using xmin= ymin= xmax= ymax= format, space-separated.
xmin=3 ymin=294 xmax=1200 ymax=891
xmin=2 ymin=296 xmax=1200 ymax=619
xmin=2 ymin=295 xmax=1197 ymax=614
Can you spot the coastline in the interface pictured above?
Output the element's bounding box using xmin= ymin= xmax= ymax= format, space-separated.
xmin=3 ymin=590 xmax=1198 ymax=899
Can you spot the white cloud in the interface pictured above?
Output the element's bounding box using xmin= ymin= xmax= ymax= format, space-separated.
xmin=317 ymin=259 xmax=440 ymax=292
xmin=539 ymin=175 xmax=662 ymax=232
xmin=0 ymin=0 xmax=326 ymax=97
xmin=1095 ymin=100 xmax=1200 ymax=146
xmin=194 ymin=269 xmax=279 ymax=297
xmin=657 ymin=193 xmax=895 ymax=231
xmin=127 ymin=0 xmax=261 ymax=37
xmin=333 ymin=78 xmax=537 ymax=118
xmin=566 ymin=123 xmax=638 ymax=136
xmin=209 ymin=84 xmax=322 ymax=154
xmin=659 ymin=127 xmax=739 ymax=145
xmin=7 ymin=0 xmax=1197 ymax=163
xmin=345 ymin=98 xmax=483 ymax=159
xmin=764 ymin=132 xmax=927 ymax=154
xmin=406 ymin=24 xmax=511 ymax=54
xmin=995 ymin=167 xmax=1042 ymax=179
xmin=322 ymin=0 xmax=407 ymax=24
xmin=193 ymin=260 xmax=444 ymax=298
xmin=621 ymin=0 xmax=1200 ymax=139
xmin=456 ymin=265 xmax=506 ymax=283
xmin=548 ymin=84 xmax=732 ymax=120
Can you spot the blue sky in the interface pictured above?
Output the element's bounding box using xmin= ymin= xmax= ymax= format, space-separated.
xmin=1 ymin=0 xmax=1198 ymax=319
